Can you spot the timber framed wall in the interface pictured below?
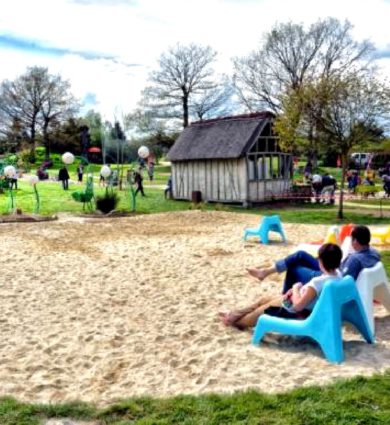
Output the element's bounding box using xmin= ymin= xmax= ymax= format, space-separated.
xmin=172 ymin=158 xmax=247 ymax=203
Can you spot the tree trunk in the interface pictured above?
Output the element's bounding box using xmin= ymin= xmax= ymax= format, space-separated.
xmin=43 ymin=120 xmax=50 ymax=160
xmin=337 ymin=153 xmax=348 ymax=219
xmin=182 ymin=91 xmax=189 ymax=128
xmin=30 ymin=121 xmax=36 ymax=160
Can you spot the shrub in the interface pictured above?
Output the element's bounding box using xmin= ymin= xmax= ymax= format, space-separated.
xmin=4 ymin=154 xmax=18 ymax=165
xmin=188 ymin=202 xmax=206 ymax=211
xmin=96 ymin=190 xmax=120 ymax=214
xmin=35 ymin=146 xmax=45 ymax=159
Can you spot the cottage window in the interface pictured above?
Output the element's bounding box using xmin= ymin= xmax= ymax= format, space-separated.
xmin=248 ymin=153 xmax=292 ymax=181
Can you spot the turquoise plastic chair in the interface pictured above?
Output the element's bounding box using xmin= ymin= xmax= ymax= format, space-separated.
xmin=252 ymin=275 xmax=374 ymax=363
xmin=243 ymin=215 xmax=286 ymax=244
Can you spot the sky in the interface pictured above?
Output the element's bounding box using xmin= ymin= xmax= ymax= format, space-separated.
xmin=1 ymin=0 xmax=390 ymax=122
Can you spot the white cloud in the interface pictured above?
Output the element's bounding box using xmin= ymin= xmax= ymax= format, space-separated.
xmin=1 ymin=0 xmax=390 ymax=118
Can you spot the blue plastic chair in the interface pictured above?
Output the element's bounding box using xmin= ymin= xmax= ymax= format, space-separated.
xmin=252 ymin=275 xmax=374 ymax=363
xmin=243 ymin=215 xmax=286 ymax=244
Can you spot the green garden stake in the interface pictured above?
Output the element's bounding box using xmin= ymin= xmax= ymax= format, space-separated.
xmin=126 ymin=181 xmax=136 ymax=212
xmin=30 ymin=175 xmax=40 ymax=214
xmin=33 ymin=183 xmax=40 ymax=214
xmin=7 ymin=186 xmax=15 ymax=214
xmin=125 ymin=167 xmax=137 ymax=212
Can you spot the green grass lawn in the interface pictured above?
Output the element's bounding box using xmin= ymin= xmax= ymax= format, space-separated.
xmin=1 ymin=370 xmax=389 ymax=424
xmin=1 ymin=160 xmax=389 ymax=224
xmin=4 ymin=179 xmax=390 ymax=225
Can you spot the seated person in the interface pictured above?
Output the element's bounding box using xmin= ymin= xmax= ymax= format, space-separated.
xmin=364 ymin=166 xmax=376 ymax=185
xmin=247 ymin=225 xmax=380 ymax=295
xmin=219 ymin=243 xmax=342 ymax=330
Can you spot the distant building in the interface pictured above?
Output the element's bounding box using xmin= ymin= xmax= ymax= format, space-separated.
xmin=167 ymin=112 xmax=293 ymax=206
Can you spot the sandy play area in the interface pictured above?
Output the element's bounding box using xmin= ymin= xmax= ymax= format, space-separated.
xmin=0 ymin=210 xmax=389 ymax=406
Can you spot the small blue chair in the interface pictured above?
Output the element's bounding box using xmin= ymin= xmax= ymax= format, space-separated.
xmin=243 ymin=215 xmax=286 ymax=244
xmin=252 ymin=275 xmax=374 ymax=363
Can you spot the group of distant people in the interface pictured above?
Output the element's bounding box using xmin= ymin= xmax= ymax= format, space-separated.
xmin=346 ymin=167 xmax=376 ymax=194
xmin=304 ymin=159 xmax=390 ymax=200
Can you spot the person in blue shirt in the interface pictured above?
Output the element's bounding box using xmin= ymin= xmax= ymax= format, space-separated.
xmin=247 ymin=225 xmax=380 ymax=294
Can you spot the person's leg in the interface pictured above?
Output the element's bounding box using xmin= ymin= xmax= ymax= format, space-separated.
xmin=283 ymin=250 xmax=320 ymax=271
xmin=248 ymin=250 xmax=319 ymax=282
xmin=219 ymin=295 xmax=280 ymax=329
xmin=233 ymin=296 xmax=283 ymax=329
xmin=247 ymin=266 xmax=277 ymax=280
xmin=283 ymin=265 xmax=321 ymax=293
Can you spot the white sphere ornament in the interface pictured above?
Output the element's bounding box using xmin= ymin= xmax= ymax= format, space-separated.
xmin=29 ymin=175 xmax=39 ymax=186
xmin=62 ymin=152 xmax=75 ymax=165
xmin=100 ymin=165 xmax=112 ymax=178
xmin=4 ymin=165 xmax=16 ymax=178
xmin=138 ymin=146 xmax=149 ymax=159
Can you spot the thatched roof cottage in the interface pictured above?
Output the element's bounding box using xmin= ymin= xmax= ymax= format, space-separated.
xmin=167 ymin=112 xmax=293 ymax=206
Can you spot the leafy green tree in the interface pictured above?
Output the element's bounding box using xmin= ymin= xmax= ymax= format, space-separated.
xmin=276 ymin=73 xmax=390 ymax=218
xmin=50 ymin=117 xmax=84 ymax=155
xmin=83 ymin=109 xmax=104 ymax=147
xmin=124 ymin=109 xmax=177 ymax=160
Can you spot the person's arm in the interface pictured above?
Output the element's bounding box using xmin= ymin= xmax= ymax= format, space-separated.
xmin=290 ymin=282 xmax=317 ymax=312
xmin=341 ymin=256 xmax=360 ymax=280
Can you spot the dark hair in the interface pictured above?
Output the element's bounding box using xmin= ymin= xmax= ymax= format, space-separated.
xmin=351 ymin=225 xmax=371 ymax=246
xmin=318 ymin=243 xmax=342 ymax=271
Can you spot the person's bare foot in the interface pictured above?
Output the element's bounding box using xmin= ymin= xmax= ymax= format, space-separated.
xmin=247 ymin=268 xmax=268 ymax=280
xmin=218 ymin=311 xmax=243 ymax=326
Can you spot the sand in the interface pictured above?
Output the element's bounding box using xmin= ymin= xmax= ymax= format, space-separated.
xmin=0 ymin=210 xmax=389 ymax=406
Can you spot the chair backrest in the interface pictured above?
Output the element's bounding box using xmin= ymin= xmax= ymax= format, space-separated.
xmin=324 ymin=225 xmax=339 ymax=244
xmin=356 ymin=261 xmax=387 ymax=288
xmin=339 ymin=223 xmax=355 ymax=243
xmin=307 ymin=275 xmax=372 ymax=341
xmin=261 ymin=215 xmax=281 ymax=228
xmin=340 ymin=236 xmax=353 ymax=261
xmin=309 ymin=275 xmax=355 ymax=317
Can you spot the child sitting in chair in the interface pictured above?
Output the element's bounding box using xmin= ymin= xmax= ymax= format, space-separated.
xmin=219 ymin=243 xmax=343 ymax=330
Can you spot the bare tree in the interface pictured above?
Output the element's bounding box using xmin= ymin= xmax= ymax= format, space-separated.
xmin=190 ymin=77 xmax=235 ymax=121
xmin=0 ymin=67 xmax=78 ymax=158
xmin=0 ymin=67 xmax=45 ymax=155
xmin=233 ymin=19 xmax=374 ymax=112
xmin=41 ymin=74 xmax=79 ymax=159
xmin=234 ymin=18 xmax=375 ymax=164
xmin=143 ymin=43 xmax=218 ymax=127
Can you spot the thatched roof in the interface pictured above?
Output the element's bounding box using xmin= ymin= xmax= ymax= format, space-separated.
xmin=167 ymin=112 xmax=275 ymax=161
